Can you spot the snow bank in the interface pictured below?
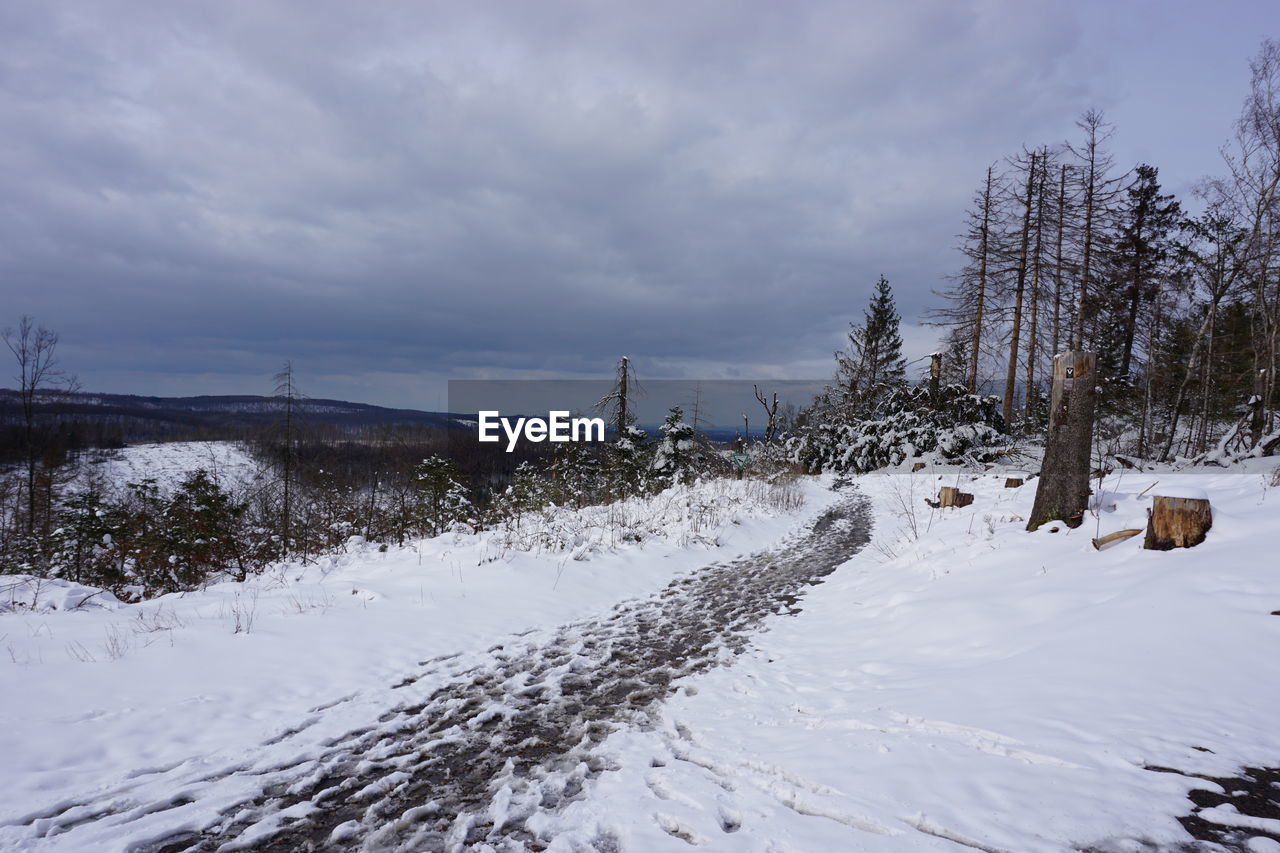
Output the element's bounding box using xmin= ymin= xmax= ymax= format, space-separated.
xmin=0 ymin=576 xmax=122 ymax=614
xmin=0 ymin=474 xmax=835 ymax=852
xmin=550 ymin=460 xmax=1280 ymax=851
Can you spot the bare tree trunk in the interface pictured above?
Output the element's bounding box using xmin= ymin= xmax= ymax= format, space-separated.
xmin=1004 ymin=152 xmax=1037 ymax=426
xmin=1073 ymin=168 xmax=1094 ymax=351
xmin=1160 ymin=307 xmax=1216 ymax=461
xmin=3 ymin=317 xmax=73 ymax=537
xmin=1025 ymin=153 xmax=1048 ymax=419
xmin=1052 ymin=165 xmax=1068 ymax=358
xmin=1027 ymin=351 xmax=1098 ymax=531
xmin=969 ymin=166 xmax=996 ymax=393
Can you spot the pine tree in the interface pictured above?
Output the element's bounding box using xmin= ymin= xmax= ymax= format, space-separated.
xmin=1103 ymin=165 xmax=1183 ymax=382
xmin=605 ymin=424 xmax=651 ymax=499
xmin=835 ymin=276 xmax=907 ymax=415
xmin=413 ymin=455 xmax=475 ymax=537
xmin=652 ymin=406 xmax=697 ymax=487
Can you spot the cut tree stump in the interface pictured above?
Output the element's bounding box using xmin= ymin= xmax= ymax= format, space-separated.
xmin=1004 ymin=478 xmax=1024 ymax=488
xmin=1143 ymin=495 xmax=1212 ymax=550
xmin=935 ymin=486 xmax=973 ymax=508
xmin=912 ymin=462 xmax=927 ymax=472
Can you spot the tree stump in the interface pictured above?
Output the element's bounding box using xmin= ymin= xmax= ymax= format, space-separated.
xmin=1004 ymin=478 xmax=1024 ymax=488
xmin=937 ymin=486 xmax=974 ymax=508
xmin=1027 ymin=352 xmax=1097 ymax=531
xmin=912 ymin=462 xmax=927 ymax=472
xmin=1143 ymin=495 xmax=1212 ymax=550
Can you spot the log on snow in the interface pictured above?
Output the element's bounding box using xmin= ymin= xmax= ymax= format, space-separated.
xmin=1091 ymin=528 xmax=1143 ymax=551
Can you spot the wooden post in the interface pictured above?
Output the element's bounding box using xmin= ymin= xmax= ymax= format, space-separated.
xmin=1027 ymin=351 xmax=1097 ymax=531
xmin=929 ymin=353 xmax=941 ymax=406
xmin=1143 ymin=495 xmax=1212 ymax=550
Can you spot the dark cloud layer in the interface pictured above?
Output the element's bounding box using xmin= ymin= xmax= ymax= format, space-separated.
xmin=1 ymin=0 xmax=1274 ymax=407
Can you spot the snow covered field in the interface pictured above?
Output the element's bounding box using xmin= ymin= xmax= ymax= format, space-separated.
xmin=546 ymin=462 xmax=1280 ymax=852
xmin=3 ymin=446 xmax=1279 ymax=851
xmin=0 ymin=455 xmax=834 ymax=852
xmin=72 ymin=441 xmax=264 ymax=493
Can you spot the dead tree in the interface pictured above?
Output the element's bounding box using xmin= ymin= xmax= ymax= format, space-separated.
xmin=1066 ymin=111 xmax=1122 ymax=351
xmin=272 ymin=361 xmax=303 ymax=557
xmin=3 ymin=317 xmax=77 ymax=535
xmin=1027 ymin=351 xmax=1098 ymax=531
xmin=594 ymin=356 xmax=642 ymax=438
xmin=1025 ymin=149 xmax=1050 ymax=419
xmin=1002 ymin=149 xmax=1039 ymax=426
xmin=753 ymin=384 xmax=780 ymax=442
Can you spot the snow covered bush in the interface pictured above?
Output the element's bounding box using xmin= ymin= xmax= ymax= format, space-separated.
xmin=651 ymin=407 xmax=698 ymax=487
xmin=487 ymin=476 xmax=805 ymax=557
xmin=413 ymin=455 xmax=477 ymax=536
xmin=603 ymin=424 xmax=654 ymax=499
xmin=42 ymin=469 xmax=272 ymax=599
xmin=789 ymin=383 xmax=1006 ymax=473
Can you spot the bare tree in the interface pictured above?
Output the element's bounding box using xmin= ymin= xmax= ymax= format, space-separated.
xmin=1202 ymin=39 xmax=1280 ymax=443
xmin=753 ymin=384 xmax=780 ymax=442
xmin=1050 ymin=162 xmax=1074 ymax=358
xmin=932 ymin=165 xmax=1002 ymax=392
xmin=3 ymin=317 xmax=77 ymax=534
xmin=594 ymin=356 xmax=643 ymax=438
xmin=1159 ymin=209 xmax=1245 ymax=459
xmin=273 ymin=361 xmax=302 ymax=556
xmin=1002 ymin=148 xmax=1040 ymax=425
xmin=685 ymin=382 xmax=714 ymax=435
xmin=1024 ymin=148 xmax=1052 ymax=419
xmin=1066 ymin=110 xmax=1124 ymax=350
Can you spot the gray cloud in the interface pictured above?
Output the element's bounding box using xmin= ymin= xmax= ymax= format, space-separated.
xmin=1 ymin=0 xmax=1274 ymax=407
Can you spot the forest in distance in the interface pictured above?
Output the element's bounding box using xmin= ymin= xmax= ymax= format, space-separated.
xmin=2 ymin=38 xmax=1279 ymax=600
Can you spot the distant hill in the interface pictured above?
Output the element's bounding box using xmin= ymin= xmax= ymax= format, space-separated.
xmin=0 ymin=389 xmax=461 ymax=446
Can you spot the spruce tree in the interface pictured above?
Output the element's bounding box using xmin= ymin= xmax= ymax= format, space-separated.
xmin=1103 ymin=165 xmax=1183 ymax=381
xmin=413 ymin=455 xmax=475 ymax=537
xmin=835 ymin=276 xmax=907 ymax=415
xmin=652 ymin=406 xmax=697 ymax=487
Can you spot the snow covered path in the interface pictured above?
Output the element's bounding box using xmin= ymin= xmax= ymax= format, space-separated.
xmin=9 ymin=486 xmax=871 ymax=852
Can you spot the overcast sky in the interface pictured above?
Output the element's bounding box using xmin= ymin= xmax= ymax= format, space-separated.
xmin=1 ymin=0 xmax=1274 ymax=409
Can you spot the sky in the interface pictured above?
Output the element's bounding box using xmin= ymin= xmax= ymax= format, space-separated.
xmin=1 ymin=0 xmax=1275 ymax=410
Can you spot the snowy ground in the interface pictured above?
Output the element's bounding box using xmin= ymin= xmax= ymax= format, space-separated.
xmin=72 ymin=441 xmax=264 ymax=493
xmin=4 ymin=446 xmax=1280 ymax=852
xmin=0 ymin=449 xmax=835 ymax=852
xmin=544 ymin=461 xmax=1280 ymax=852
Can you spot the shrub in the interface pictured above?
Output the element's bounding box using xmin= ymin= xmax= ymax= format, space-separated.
xmin=789 ymin=383 xmax=1006 ymax=473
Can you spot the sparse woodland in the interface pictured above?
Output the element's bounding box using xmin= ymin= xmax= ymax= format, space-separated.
xmin=2 ymin=41 xmax=1279 ymax=599
xmin=927 ymin=40 xmax=1280 ymax=463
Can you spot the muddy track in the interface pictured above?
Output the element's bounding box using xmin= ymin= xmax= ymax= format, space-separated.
xmin=21 ymin=487 xmax=871 ymax=853
xmin=5 ymin=484 xmax=870 ymax=850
